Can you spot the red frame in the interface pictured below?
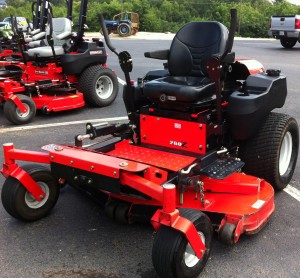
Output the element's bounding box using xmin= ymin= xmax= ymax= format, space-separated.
xmin=0 ymin=58 xmax=274 ymax=259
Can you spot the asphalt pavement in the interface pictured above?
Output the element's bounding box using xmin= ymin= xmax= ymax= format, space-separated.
xmin=0 ymin=38 xmax=299 ymax=278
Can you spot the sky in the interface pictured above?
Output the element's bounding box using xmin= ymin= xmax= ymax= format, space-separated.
xmin=287 ymin=0 xmax=300 ymax=5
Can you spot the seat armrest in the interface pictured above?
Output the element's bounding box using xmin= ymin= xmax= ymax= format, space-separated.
xmin=30 ymin=28 xmax=41 ymax=36
xmin=144 ymin=49 xmax=170 ymax=60
xmin=56 ymin=31 xmax=72 ymax=40
xmin=212 ymin=52 xmax=235 ymax=63
xmin=32 ymin=31 xmax=46 ymax=41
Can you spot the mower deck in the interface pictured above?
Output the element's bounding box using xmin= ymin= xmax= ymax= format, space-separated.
xmin=108 ymin=143 xmax=275 ymax=237
xmin=32 ymin=91 xmax=85 ymax=112
xmin=2 ymin=140 xmax=275 ymax=246
xmin=39 ymin=140 xmax=274 ymax=240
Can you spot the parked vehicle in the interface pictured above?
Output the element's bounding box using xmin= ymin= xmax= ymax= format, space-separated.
xmin=0 ymin=0 xmax=7 ymax=10
xmin=268 ymin=15 xmax=300 ymax=48
xmin=102 ymin=11 xmax=139 ymax=37
xmin=0 ymin=0 xmax=118 ymax=125
xmin=0 ymin=16 xmax=31 ymax=32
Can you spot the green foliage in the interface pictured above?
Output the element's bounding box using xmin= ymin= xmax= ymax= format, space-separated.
xmin=1 ymin=0 xmax=300 ymax=38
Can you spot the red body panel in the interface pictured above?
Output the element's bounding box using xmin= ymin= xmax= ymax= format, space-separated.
xmin=22 ymin=62 xmax=65 ymax=82
xmin=140 ymin=115 xmax=207 ymax=154
xmin=236 ymin=58 xmax=265 ymax=75
xmin=0 ymin=50 xmax=23 ymax=59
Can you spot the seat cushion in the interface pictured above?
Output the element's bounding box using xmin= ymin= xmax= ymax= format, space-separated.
xmin=27 ymin=46 xmax=65 ymax=57
xmin=143 ymin=76 xmax=215 ymax=103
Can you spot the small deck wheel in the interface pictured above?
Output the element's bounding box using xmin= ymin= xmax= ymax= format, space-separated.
xmin=104 ymin=199 xmax=119 ymax=220
xmin=114 ymin=202 xmax=130 ymax=224
xmin=41 ymin=105 xmax=50 ymax=115
xmin=4 ymin=94 xmax=36 ymax=125
xmin=1 ymin=164 xmax=60 ymax=221
xmin=152 ymin=209 xmax=213 ymax=278
xmin=219 ymin=223 xmax=236 ymax=245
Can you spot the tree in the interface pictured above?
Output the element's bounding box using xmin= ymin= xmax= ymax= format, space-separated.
xmin=1 ymin=0 xmax=299 ymax=37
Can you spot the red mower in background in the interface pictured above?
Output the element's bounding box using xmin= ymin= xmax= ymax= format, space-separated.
xmin=1 ymin=9 xmax=299 ymax=278
xmin=0 ymin=0 xmax=51 ymax=61
xmin=0 ymin=0 xmax=118 ymax=125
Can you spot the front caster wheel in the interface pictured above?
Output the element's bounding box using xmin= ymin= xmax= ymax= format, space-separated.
xmin=152 ymin=209 xmax=213 ymax=278
xmin=4 ymin=94 xmax=36 ymax=125
xmin=1 ymin=164 xmax=60 ymax=221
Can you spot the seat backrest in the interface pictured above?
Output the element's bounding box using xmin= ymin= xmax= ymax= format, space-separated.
xmin=46 ymin=17 xmax=72 ymax=48
xmin=168 ymin=21 xmax=228 ymax=77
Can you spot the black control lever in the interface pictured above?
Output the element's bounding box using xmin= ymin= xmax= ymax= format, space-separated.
xmin=86 ymin=122 xmax=128 ymax=140
xmin=98 ymin=13 xmax=118 ymax=56
xmin=98 ymin=13 xmax=133 ymax=86
xmin=220 ymin=8 xmax=237 ymax=61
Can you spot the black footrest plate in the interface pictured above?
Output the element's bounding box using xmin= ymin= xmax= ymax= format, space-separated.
xmin=200 ymin=159 xmax=245 ymax=179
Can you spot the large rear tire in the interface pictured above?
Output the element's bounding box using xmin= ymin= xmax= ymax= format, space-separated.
xmin=4 ymin=94 xmax=36 ymax=125
xmin=118 ymin=23 xmax=131 ymax=37
xmin=152 ymin=209 xmax=212 ymax=278
xmin=1 ymin=164 xmax=60 ymax=221
xmin=239 ymin=112 xmax=299 ymax=191
xmin=79 ymin=65 xmax=118 ymax=107
xmin=280 ymin=38 xmax=297 ymax=49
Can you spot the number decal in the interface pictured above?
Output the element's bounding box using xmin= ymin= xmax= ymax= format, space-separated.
xmin=169 ymin=141 xmax=187 ymax=148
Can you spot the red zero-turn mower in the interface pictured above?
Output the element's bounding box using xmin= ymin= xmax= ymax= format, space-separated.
xmin=1 ymin=9 xmax=299 ymax=278
xmin=0 ymin=0 xmax=118 ymax=125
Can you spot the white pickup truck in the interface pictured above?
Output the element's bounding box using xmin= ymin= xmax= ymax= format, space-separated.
xmin=268 ymin=15 xmax=300 ymax=48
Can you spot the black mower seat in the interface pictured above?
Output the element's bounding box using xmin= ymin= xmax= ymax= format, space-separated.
xmin=144 ymin=76 xmax=215 ymax=102
xmin=27 ymin=18 xmax=72 ymax=58
xmin=143 ymin=21 xmax=228 ymax=104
